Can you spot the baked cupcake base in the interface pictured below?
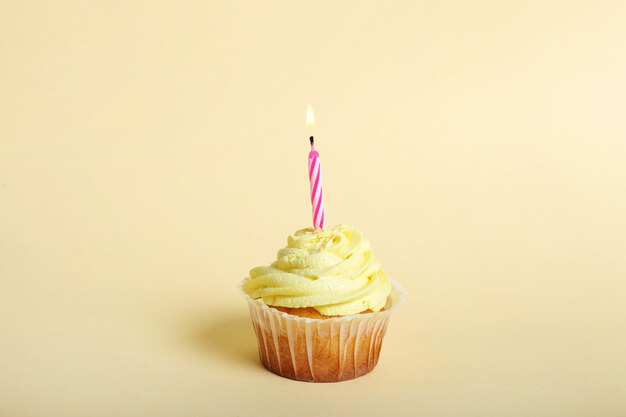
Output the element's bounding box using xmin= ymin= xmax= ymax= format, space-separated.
xmin=242 ymin=280 xmax=404 ymax=382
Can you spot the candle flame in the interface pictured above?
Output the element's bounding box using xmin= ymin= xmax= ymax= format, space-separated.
xmin=306 ymin=105 xmax=316 ymax=129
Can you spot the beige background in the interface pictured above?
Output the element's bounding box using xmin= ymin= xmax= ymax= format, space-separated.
xmin=1 ymin=1 xmax=626 ymax=416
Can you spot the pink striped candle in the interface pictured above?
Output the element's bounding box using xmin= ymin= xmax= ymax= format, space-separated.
xmin=307 ymin=106 xmax=325 ymax=229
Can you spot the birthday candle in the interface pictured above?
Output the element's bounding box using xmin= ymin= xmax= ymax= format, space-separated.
xmin=307 ymin=105 xmax=326 ymax=229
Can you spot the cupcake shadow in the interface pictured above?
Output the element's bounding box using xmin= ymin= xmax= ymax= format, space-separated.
xmin=185 ymin=311 xmax=260 ymax=367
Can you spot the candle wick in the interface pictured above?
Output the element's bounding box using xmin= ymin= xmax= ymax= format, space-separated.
xmin=309 ymin=136 xmax=314 ymax=147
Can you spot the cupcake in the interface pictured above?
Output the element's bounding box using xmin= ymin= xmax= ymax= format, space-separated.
xmin=242 ymin=224 xmax=403 ymax=382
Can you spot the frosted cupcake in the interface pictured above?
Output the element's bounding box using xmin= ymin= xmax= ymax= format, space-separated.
xmin=242 ymin=224 xmax=403 ymax=382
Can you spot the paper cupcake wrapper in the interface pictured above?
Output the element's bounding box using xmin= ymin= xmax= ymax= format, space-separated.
xmin=242 ymin=279 xmax=405 ymax=382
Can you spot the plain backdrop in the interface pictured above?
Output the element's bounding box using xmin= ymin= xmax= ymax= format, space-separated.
xmin=1 ymin=1 xmax=626 ymax=416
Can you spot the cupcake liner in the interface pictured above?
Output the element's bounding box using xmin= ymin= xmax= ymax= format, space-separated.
xmin=241 ymin=279 xmax=405 ymax=382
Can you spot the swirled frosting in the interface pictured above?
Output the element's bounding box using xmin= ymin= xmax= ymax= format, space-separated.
xmin=243 ymin=224 xmax=391 ymax=316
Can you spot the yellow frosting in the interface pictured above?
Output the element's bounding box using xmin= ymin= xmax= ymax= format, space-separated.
xmin=243 ymin=224 xmax=391 ymax=316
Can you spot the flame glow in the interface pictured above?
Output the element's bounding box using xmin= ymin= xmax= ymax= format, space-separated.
xmin=306 ymin=105 xmax=315 ymax=129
